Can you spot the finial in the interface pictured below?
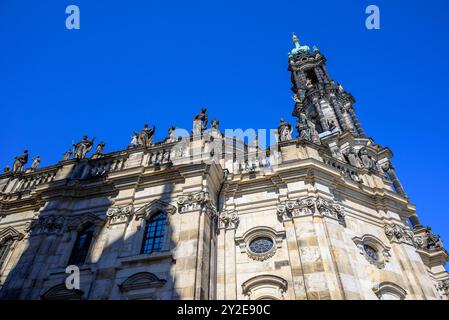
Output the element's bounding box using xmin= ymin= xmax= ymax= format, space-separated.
xmin=292 ymin=32 xmax=300 ymax=48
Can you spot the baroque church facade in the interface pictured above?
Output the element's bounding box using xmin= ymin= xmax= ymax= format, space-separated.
xmin=0 ymin=35 xmax=448 ymax=300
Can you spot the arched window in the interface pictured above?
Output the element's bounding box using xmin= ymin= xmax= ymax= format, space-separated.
xmin=68 ymin=224 xmax=96 ymax=266
xmin=141 ymin=212 xmax=166 ymax=254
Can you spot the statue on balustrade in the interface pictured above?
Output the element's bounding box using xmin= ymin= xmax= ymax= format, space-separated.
xmin=343 ymin=146 xmax=362 ymax=168
xmin=211 ymin=119 xmax=219 ymax=130
xmin=165 ymin=126 xmax=177 ymax=143
xmin=277 ymin=118 xmax=293 ymax=142
xmin=425 ymin=228 xmax=443 ymax=250
xmin=193 ymin=107 xmax=208 ymax=135
xmin=73 ymin=136 xmax=95 ymax=159
xmin=30 ymin=156 xmax=41 ymax=170
xmin=13 ymin=149 xmax=29 ymax=173
xmin=134 ymin=123 xmax=155 ymax=147
xmin=358 ymin=147 xmax=377 ymax=171
xmin=63 ymin=150 xmax=73 ymax=161
xmin=92 ymin=142 xmax=106 ymax=159
xmin=296 ymin=112 xmax=320 ymax=145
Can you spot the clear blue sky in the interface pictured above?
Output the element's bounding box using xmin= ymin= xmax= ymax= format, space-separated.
xmin=1 ymin=1 xmax=448 ymax=250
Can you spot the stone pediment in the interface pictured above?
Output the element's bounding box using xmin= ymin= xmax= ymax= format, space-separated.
xmin=135 ymin=199 xmax=177 ymax=219
xmin=118 ymin=272 xmax=166 ymax=292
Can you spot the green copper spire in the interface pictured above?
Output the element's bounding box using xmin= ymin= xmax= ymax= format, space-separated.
xmin=289 ymin=33 xmax=310 ymax=58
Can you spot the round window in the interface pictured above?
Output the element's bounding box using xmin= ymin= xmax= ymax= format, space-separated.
xmin=363 ymin=244 xmax=379 ymax=261
xmin=249 ymin=237 xmax=274 ymax=254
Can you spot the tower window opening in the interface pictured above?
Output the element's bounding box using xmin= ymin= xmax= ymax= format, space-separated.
xmin=305 ymin=69 xmax=319 ymax=85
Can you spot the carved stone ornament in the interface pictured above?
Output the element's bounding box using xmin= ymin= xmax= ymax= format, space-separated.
xmin=413 ymin=227 xmax=446 ymax=252
xmin=106 ymin=204 xmax=134 ymax=226
xmin=277 ymin=197 xmax=315 ymax=220
xmin=27 ymin=215 xmax=66 ymax=235
xmin=277 ymin=196 xmax=345 ymax=225
xmin=384 ymin=223 xmax=415 ymax=245
xmin=177 ymin=191 xmax=209 ymax=213
xmin=218 ymin=210 xmax=239 ymax=230
xmin=436 ymin=279 xmax=449 ymax=298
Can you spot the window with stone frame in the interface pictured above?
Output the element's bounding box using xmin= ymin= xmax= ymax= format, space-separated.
xmin=141 ymin=212 xmax=166 ymax=254
xmin=68 ymin=223 xmax=96 ymax=266
xmin=0 ymin=237 xmax=14 ymax=272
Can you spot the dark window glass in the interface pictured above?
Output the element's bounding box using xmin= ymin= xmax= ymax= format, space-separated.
xmin=68 ymin=224 xmax=96 ymax=266
xmin=249 ymin=237 xmax=273 ymax=254
xmin=0 ymin=238 xmax=13 ymax=271
xmin=141 ymin=213 xmax=166 ymax=254
xmin=364 ymin=244 xmax=379 ymax=261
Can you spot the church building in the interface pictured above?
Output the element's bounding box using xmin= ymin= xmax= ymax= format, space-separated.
xmin=0 ymin=35 xmax=448 ymax=300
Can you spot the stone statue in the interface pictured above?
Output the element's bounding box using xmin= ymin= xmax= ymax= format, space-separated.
xmin=165 ymin=126 xmax=177 ymax=143
xmin=338 ymin=83 xmax=345 ymax=93
xmin=358 ymin=147 xmax=376 ymax=170
xmin=296 ymin=112 xmax=320 ymax=145
xmin=327 ymin=119 xmax=337 ymax=132
xmin=193 ymin=107 xmax=208 ymax=134
xmin=3 ymin=166 xmax=10 ymax=173
xmin=129 ymin=135 xmax=138 ymax=148
xmin=425 ymin=228 xmax=443 ymax=250
xmin=63 ymin=150 xmax=73 ymax=161
xmin=344 ymin=147 xmax=362 ymax=168
xmin=277 ymin=118 xmax=292 ymax=142
xmin=134 ymin=123 xmax=155 ymax=147
xmin=211 ymin=119 xmax=219 ymax=130
xmin=306 ymin=79 xmax=313 ymax=88
xmin=92 ymin=142 xmax=106 ymax=159
xmin=73 ymin=136 xmax=95 ymax=159
xmin=30 ymin=156 xmax=41 ymax=170
xmin=292 ymin=94 xmax=301 ymax=104
xmin=13 ymin=149 xmax=29 ymax=173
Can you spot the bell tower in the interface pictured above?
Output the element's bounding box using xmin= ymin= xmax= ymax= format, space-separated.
xmin=288 ymin=33 xmax=366 ymax=138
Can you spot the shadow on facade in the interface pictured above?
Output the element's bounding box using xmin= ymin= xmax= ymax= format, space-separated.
xmin=0 ymin=156 xmax=180 ymax=300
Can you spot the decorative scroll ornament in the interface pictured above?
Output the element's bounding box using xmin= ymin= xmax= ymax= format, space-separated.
xmin=218 ymin=210 xmax=239 ymax=230
xmin=413 ymin=227 xmax=446 ymax=253
xmin=384 ymin=223 xmax=414 ymax=245
xmin=177 ymin=191 xmax=209 ymax=213
xmin=277 ymin=197 xmax=315 ymax=219
xmin=277 ymin=196 xmax=345 ymax=225
xmin=106 ymin=204 xmax=134 ymax=226
xmin=315 ymin=197 xmax=345 ymax=223
xmin=27 ymin=215 xmax=66 ymax=235
xmin=436 ymin=279 xmax=449 ymax=298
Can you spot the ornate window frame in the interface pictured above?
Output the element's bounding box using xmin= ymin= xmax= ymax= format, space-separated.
xmin=235 ymin=227 xmax=285 ymax=261
xmin=372 ymin=281 xmax=407 ymax=300
xmin=134 ymin=200 xmax=177 ymax=255
xmin=65 ymin=214 xmax=105 ymax=266
xmin=242 ymin=275 xmax=288 ymax=300
xmin=353 ymin=234 xmax=391 ymax=269
xmin=0 ymin=226 xmax=24 ymax=276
